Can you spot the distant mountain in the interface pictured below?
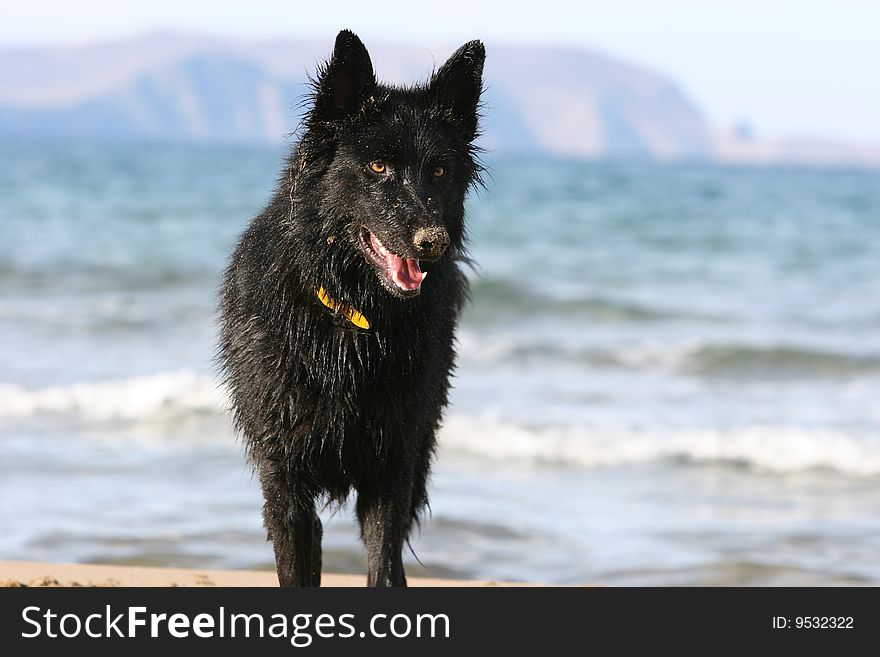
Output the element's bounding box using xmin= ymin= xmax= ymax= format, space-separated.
xmin=0 ymin=33 xmax=712 ymax=159
xmin=1 ymin=33 xmax=876 ymax=166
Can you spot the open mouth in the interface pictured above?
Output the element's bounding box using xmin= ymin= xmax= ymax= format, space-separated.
xmin=358 ymin=226 xmax=426 ymax=298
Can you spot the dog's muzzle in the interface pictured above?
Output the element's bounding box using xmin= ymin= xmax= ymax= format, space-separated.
xmin=413 ymin=226 xmax=450 ymax=261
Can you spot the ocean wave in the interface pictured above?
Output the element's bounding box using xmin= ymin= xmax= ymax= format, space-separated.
xmin=0 ymin=260 xmax=214 ymax=295
xmin=438 ymin=416 xmax=880 ymax=476
xmin=609 ymin=343 xmax=880 ymax=377
xmin=4 ymin=372 xmax=879 ymax=476
xmin=0 ymin=370 xmax=226 ymax=420
xmin=465 ymin=278 xmax=681 ymax=322
xmin=457 ymin=332 xmax=880 ymax=378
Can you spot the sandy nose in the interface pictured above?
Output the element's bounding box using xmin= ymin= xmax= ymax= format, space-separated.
xmin=413 ymin=226 xmax=450 ymax=260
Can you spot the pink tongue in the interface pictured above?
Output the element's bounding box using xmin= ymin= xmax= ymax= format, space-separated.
xmin=368 ymin=231 xmax=427 ymax=291
xmin=385 ymin=252 xmax=426 ymax=290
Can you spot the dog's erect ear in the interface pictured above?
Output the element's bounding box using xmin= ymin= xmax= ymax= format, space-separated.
xmin=313 ymin=30 xmax=375 ymax=121
xmin=429 ymin=40 xmax=485 ymax=140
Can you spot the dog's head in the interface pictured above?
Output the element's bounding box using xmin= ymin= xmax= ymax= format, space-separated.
xmin=295 ymin=30 xmax=485 ymax=299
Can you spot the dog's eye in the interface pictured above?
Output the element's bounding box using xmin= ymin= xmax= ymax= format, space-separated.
xmin=369 ymin=161 xmax=386 ymax=174
xmin=433 ymin=166 xmax=445 ymax=178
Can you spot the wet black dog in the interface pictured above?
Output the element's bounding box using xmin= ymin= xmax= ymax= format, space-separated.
xmin=218 ymin=30 xmax=484 ymax=586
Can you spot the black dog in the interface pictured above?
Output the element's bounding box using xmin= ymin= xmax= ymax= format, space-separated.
xmin=218 ymin=30 xmax=484 ymax=587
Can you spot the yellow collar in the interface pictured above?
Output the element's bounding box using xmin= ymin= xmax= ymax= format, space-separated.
xmin=315 ymin=286 xmax=370 ymax=330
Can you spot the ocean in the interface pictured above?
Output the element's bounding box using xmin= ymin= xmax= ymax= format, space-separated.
xmin=1 ymin=139 xmax=879 ymax=585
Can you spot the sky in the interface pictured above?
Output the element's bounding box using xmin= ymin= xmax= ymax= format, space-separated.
xmin=2 ymin=0 xmax=878 ymax=142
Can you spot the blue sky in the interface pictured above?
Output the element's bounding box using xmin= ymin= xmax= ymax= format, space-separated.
xmin=2 ymin=0 xmax=877 ymax=142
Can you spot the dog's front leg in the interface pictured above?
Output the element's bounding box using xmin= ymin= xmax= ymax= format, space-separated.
xmin=357 ymin=479 xmax=413 ymax=587
xmin=260 ymin=470 xmax=322 ymax=587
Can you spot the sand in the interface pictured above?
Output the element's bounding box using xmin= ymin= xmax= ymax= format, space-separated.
xmin=0 ymin=561 xmax=525 ymax=587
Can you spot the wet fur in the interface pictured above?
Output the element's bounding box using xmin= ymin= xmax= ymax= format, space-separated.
xmin=218 ymin=30 xmax=484 ymax=586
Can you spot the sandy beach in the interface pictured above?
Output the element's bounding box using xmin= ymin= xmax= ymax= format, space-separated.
xmin=0 ymin=561 xmax=527 ymax=588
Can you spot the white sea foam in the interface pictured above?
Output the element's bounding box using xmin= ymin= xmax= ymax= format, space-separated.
xmin=3 ymin=372 xmax=879 ymax=476
xmin=608 ymin=341 xmax=704 ymax=371
xmin=438 ymin=415 xmax=880 ymax=476
xmin=0 ymin=370 xmax=226 ymax=420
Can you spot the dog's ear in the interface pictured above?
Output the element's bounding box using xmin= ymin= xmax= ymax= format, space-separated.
xmin=429 ymin=40 xmax=485 ymax=141
xmin=313 ymin=30 xmax=375 ymax=122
